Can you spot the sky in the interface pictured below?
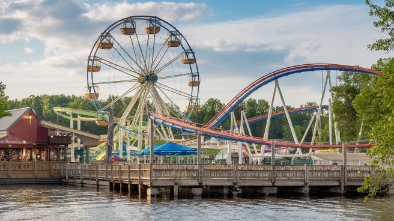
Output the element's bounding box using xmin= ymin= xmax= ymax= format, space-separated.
xmin=0 ymin=0 xmax=390 ymax=109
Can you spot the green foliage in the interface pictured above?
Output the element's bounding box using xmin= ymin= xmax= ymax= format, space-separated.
xmin=354 ymin=0 xmax=394 ymax=194
xmin=0 ymin=82 xmax=11 ymax=119
xmin=366 ymin=0 xmax=394 ymax=52
xmin=331 ymin=72 xmax=374 ymax=141
xmin=354 ymin=59 xmax=394 ymax=197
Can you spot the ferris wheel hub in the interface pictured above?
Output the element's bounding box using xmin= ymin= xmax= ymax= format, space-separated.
xmin=138 ymin=73 xmax=158 ymax=84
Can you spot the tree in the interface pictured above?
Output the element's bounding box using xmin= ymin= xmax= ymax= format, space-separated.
xmin=355 ymin=58 xmax=394 ymax=198
xmin=356 ymin=0 xmax=394 ymax=199
xmin=331 ymin=72 xmax=374 ymax=142
xmin=0 ymin=82 xmax=11 ymax=119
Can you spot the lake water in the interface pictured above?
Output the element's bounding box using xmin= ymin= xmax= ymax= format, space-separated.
xmin=0 ymin=185 xmax=392 ymax=221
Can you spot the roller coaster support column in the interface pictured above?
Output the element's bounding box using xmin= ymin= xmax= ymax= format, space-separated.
xmin=261 ymin=83 xmax=277 ymax=159
xmin=68 ymin=113 xmax=75 ymax=162
xmin=276 ymin=80 xmax=299 ymax=144
xmin=238 ymin=141 xmax=243 ymax=164
xmin=311 ymin=70 xmax=330 ymax=152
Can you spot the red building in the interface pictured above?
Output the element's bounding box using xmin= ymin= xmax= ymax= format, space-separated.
xmin=0 ymin=107 xmax=71 ymax=161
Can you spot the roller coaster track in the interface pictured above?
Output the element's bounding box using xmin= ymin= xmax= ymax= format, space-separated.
xmin=149 ymin=113 xmax=374 ymax=148
xmin=236 ymin=105 xmax=328 ymax=126
xmin=149 ymin=63 xmax=381 ymax=149
xmin=206 ymin=63 xmax=382 ymax=127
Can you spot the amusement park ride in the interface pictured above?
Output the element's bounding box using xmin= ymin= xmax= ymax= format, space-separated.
xmin=56 ymin=16 xmax=383 ymax=164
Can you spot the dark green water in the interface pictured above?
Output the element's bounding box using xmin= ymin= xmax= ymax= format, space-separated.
xmin=0 ymin=185 xmax=392 ymax=221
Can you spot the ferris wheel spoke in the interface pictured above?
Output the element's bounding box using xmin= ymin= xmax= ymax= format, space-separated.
xmin=112 ymin=37 xmax=145 ymax=73
xmin=159 ymin=72 xmax=191 ymax=80
xmin=103 ymin=83 xmax=140 ymax=110
xmin=130 ymin=85 xmax=151 ymax=125
xmin=93 ymin=79 xmax=138 ymax=85
xmin=97 ymin=57 xmax=140 ymax=78
xmin=156 ymin=82 xmax=191 ymax=97
xmin=130 ymin=34 xmax=147 ymax=73
xmin=119 ymin=86 xmax=146 ymax=125
xmin=154 ymin=51 xmax=184 ymax=75
xmin=150 ymin=86 xmax=168 ymax=110
xmin=150 ymin=36 xmax=171 ymax=72
xmin=154 ymin=86 xmax=183 ymax=118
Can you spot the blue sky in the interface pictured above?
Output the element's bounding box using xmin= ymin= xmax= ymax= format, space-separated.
xmin=0 ymin=0 xmax=389 ymax=109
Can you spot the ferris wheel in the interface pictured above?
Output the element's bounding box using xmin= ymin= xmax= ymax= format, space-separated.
xmin=85 ymin=16 xmax=200 ymax=141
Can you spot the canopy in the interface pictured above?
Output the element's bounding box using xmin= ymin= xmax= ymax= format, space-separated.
xmin=136 ymin=142 xmax=197 ymax=156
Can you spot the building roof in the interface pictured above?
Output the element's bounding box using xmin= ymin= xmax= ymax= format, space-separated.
xmin=0 ymin=107 xmax=31 ymax=131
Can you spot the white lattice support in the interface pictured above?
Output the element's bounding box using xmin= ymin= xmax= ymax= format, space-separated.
xmin=357 ymin=122 xmax=364 ymax=145
xmin=261 ymin=84 xmax=277 ymax=156
xmin=241 ymin=110 xmax=257 ymax=154
xmin=328 ymin=71 xmax=341 ymax=145
xmin=311 ymin=71 xmax=330 ymax=153
xmin=276 ymin=80 xmax=299 ymax=144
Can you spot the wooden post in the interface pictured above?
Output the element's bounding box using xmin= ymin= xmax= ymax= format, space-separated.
xmin=85 ymin=146 xmax=90 ymax=164
xmin=7 ymin=162 xmax=11 ymax=177
xmin=271 ymin=140 xmax=275 ymax=166
xmin=119 ymin=165 xmax=122 ymax=194
xmin=89 ymin=164 xmax=92 ymax=180
xmin=96 ymin=164 xmax=99 ymax=191
xmin=49 ymin=163 xmax=53 ymax=177
xmin=66 ymin=164 xmax=69 ymax=180
xmin=80 ymin=164 xmax=83 ymax=183
xmin=111 ymin=164 xmax=113 ymax=182
xmin=34 ymin=161 xmax=37 ymax=178
xmin=150 ymin=119 xmax=154 ymax=186
xmin=197 ymin=132 xmax=202 ymax=184
xmin=340 ymin=165 xmax=345 ymax=194
xmin=128 ymin=164 xmax=131 ymax=197
xmin=105 ymin=164 xmax=108 ymax=181
xmin=342 ymin=142 xmax=347 ymax=190
xmin=304 ymin=164 xmax=309 ymax=194
xmin=138 ymin=163 xmax=142 ymax=197
xmin=73 ymin=164 xmax=76 ymax=179
xmin=271 ymin=140 xmax=276 ymax=184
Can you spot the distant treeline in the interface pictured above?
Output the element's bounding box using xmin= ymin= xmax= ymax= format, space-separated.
xmin=6 ymin=94 xmax=326 ymax=144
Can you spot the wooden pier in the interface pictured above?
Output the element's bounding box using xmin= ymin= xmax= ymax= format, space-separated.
xmin=61 ymin=163 xmax=377 ymax=197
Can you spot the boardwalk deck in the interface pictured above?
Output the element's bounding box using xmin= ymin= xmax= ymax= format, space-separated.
xmin=61 ymin=163 xmax=378 ymax=196
xmin=1 ymin=162 xmax=387 ymax=197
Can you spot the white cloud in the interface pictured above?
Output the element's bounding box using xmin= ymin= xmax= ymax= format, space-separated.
xmin=0 ymin=1 xmax=389 ymax=110
xmin=24 ymin=47 xmax=33 ymax=53
xmin=82 ymin=1 xmax=210 ymax=23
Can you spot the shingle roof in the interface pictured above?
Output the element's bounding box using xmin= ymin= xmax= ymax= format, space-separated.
xmin=0 ymin=107 xmax=31 ymax=131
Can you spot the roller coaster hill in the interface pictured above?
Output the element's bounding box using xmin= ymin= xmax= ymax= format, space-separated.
xmin=148 ymin=63 xmax=381 ymax=165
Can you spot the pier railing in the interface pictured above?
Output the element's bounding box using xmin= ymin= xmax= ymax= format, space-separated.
xmin=0 ymin=162 xmax=66 ymax=178
xmin=61 ymin=164 xmax=375 ymax=187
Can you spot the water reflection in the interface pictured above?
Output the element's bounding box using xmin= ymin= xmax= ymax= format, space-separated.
xmin=0 ymin=185 xmax=392 ymax=221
